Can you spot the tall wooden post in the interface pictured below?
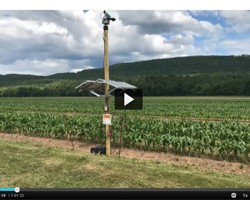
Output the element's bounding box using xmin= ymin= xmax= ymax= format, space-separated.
xmin=103 ymin=25 xmax=111 ymax=156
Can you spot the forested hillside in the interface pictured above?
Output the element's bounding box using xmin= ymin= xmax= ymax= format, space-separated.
xmin=1 ymin=55 xmax=250 ymax=96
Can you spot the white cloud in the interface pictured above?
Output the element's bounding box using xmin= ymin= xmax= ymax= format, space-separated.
xmin=0 ymin=59 xmax=68 ymax=75
xmin=0 ymin=58 xmax=94 ymax=75
xmin=219 ymin=11 xmax=250 ymax=33
xmin=118 ymin=11 xmax=201 ymax=34
xmin=219 ymin=38 xmax=250 ymax=55
xmin=70 ymin=66 xmax=95 ymax=73
xmin=199 ymin=21 xmax=223 ymax=36
xmin=0 ymin=10 xmax=249 ymax=75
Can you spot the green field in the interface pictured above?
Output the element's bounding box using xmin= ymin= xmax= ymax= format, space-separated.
xmin=1 ymin=96 xmax=250 ymax=120
xmin=0 ymin=97 xmax=249 ymax=162
xmin=0 ymin=96 xmax=250 ymax=188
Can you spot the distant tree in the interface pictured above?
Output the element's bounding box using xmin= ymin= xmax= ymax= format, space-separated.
xmin=243 ymin=81 xmax=250 ymax=95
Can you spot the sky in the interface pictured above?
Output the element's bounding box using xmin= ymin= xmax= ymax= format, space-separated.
xmin=0 ymin=10 xmax=250 ymax=75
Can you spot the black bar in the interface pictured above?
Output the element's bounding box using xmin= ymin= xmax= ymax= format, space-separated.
xmin=103 ymin=25 xmax=108 ymax=30
xmin=1 ymin=189 xmax=249 ymax=200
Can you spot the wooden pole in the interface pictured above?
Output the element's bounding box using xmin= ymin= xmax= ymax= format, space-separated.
xmin=103 ymin=25 xmax=111 ymax=156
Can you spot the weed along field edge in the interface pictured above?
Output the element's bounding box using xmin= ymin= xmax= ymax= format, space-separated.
xmin=0 ymin=134 xmax=250 ymax=188
xmin=0 ymin=97 xmax=249 ymax=188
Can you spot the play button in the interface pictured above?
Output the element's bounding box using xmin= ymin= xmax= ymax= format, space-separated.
xmin=124 ymin=93 xmax=134 ymax=106
xmin=115 ymin=89 xmax=143 ymax=110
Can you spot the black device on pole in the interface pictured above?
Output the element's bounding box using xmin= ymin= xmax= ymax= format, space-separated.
xmin=102 ymin=10 xmax=116 ymax=25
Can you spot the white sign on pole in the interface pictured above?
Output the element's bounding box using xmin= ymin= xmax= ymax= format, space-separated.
xmin=103 ymin=114 xmax=112 ymax=125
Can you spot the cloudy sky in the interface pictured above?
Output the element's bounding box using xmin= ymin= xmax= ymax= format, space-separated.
xmin=0 ymin=10 xmax=250 ymax=75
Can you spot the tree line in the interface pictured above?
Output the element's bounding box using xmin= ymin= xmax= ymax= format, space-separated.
xmin=1 ymin=73 xmax=249 ymax=97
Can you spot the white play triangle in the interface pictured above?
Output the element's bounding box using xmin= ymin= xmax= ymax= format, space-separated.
xmin=124 ymin=93 xmax=134 ymax=106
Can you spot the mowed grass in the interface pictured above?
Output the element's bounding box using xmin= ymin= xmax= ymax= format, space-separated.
xmin=0 ymin=139 xmax=249 ymax=188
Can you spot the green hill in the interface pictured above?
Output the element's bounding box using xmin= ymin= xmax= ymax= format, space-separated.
xmin=1 ymin=55 xmax=250 ymax=83
xmin=48 ymin=55 xmax=250 ymax=80
xmin=0 ymin=55 xmax=250 ymax=96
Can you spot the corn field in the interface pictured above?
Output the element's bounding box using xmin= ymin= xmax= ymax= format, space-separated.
xmin=0 ymin=97 xmax=249 ymax=162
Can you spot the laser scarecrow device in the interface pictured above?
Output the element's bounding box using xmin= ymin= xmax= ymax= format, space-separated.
xmin=102 ymin=10 xmax=116 ymax=25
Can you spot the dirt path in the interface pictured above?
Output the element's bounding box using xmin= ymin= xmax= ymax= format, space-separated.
xmin=0 ymin=132 xmax=249 ymax=175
